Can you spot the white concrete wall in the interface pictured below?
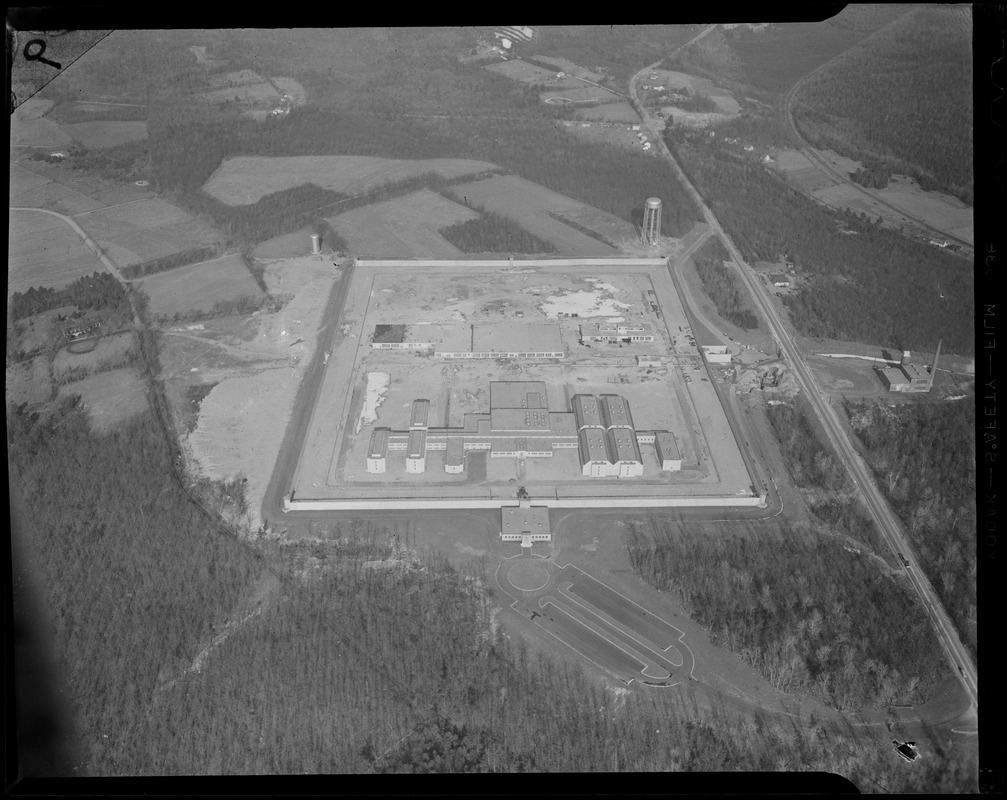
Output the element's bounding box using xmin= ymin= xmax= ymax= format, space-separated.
xmin=357 ymin=258 xmax=668 ymax=269
xmin=285 ymin=494 xmax=767 ymax=511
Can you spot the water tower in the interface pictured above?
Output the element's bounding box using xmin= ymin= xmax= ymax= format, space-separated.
xmin=310 ymin=233 xmax=321 ymax=255
xmin=642 ymin=197 xmax=662 ymax=246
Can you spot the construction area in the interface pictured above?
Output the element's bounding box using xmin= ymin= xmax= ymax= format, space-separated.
xmin=286 ymin=258 xmax=760 ymax=511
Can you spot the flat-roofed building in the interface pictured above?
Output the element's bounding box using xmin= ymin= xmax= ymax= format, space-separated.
xmin=405 ymin=430 xmax=427 ymax=473
xmin=500 ymin=503 xmax=551 ymax=542
xmin=370 ymin=324 xmax=433 ymax=350
xmin=366 ymin=427 xmax=390 ymax=473
xmin=770 ymin=274 xmax=791 ymax=287
xmin=410 ymin=399 xmax=430 ymax=429
xmin=654 ymin=431 xmax=681 ymax=471
xmin=579 ymin=428 xmax=616 ymax=477
xmin=469 ymin=323 xmax=565 ymax=359
xmin=491 ymin=381 xmax=548 ymax=409
xmin=880 ymin=367 xmax=911 ymax=392
xmin=599 ymin=394 xmax=635 ymax=430
xmin=572 ymin=394 xmax=604 ymax=430
xmin=490 ymin=407 xmax=552 ymax=432
xmin=638 ymin=355 xmax=662 ymax=368
xmin=901 ymin=362 xmax=932 ymax=392
xmin=607 ymin=427 xmax=644 ymax=477
xmin=702 ymin=345 xmax=731 ymax=364
xmin=581 ymin=320 xmax=654 ymax=343
xmin=445 ymin=437 xmax=465 ymax=474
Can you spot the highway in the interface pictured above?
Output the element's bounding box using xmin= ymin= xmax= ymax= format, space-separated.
xmin=629 ymin=54 xmax=978 ymax=711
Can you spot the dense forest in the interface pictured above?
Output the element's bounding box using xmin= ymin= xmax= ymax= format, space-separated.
xmin=439 ymin=209 xmax=558 ymax=254
xmin=627 ymin=518 xmax=949 ymax=711
xmin=846 ymin=398 xmax=977 ymax=659
xmin=793 ymin=6 xmax=973 ymax=204
xmin=9 ymin=272 xmax=130 ymax=321
xmin=665 ymin=134 xmax=973 ymax=355
xmin=691 ymin=237 xmax=760 ymax=329
xmin=7 ymin=402 xmax=264 ymax=774
xmin=767 ymin=398 xmax=886 ymax=556
xmin=120 ymin=245 xmax=223 ymax=280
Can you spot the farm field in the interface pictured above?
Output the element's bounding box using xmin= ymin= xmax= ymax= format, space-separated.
xmin=137 ymin=253 xmax=264 ymax=319
xmin=57 ymin=367 xmax=148 ymax=433
xmin=5 ymin=357 xmax=53 ymax=406
xmin=200 ymin=82 xmax=279 ymax=105
xmin=51 ymin=333 xmax=137 ymax=382
xmin=483 ymin=59 xmax=580 ymax=87
xmin=556 ymin=120 xmax=655 ymax=154
xmin=8 ymin=210 xmax=105 ymax=292
xmin=540 ymin=86 xmax=623 ymax=105
xmin=61 ymin=121 xmax=149 ymax=149
xmin=202 ymin=155 xmax=499 ymax=206
xmin=526 ymin=55 xmax=606 ymax=82
xmin=445 ymin=175 xmax=633 ymax=255
xmin=327 ymin=189 xmax=477 ymax=258
xmin=251 ymin=228 xmax=317 ymax=260
xmin=573 ymin=103 xmax=640 ymax=123
xmin=770 ymin=149 xmax=839 ymax=193
xmin=647 ymin=69 xmax=741 ymax=114
xmin=10 ymin=98 xmax=73 ymax=148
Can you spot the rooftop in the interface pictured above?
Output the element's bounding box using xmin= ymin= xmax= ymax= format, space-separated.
xmin=491 ymin=381 xmax=549 ymax=410
xmin=407 ymin=430 xmax=427 ymax=459
xmin=902 ymin=363 xmax=930 ymax=381
xmin=410 ymin=399 xmax=430 ymax=428
xmin=501 ymin=505 xmax=551 ymax=535
xmin=473 ymin=323 xmax=563 ymax=354
xmin=368 ymin=428 xmax=390 ymax=458
xmin=600 ymin=395 xmax=634 ymax=429
xmin=607 ymin=427 xmax=642 ymax=463
xmin=491 ymin=407 xmax=552 ymax=432
xmin=655 ymin=431 xmax=680 ymax=460
xmin=373 ymin=324 xmax=405 ymax=344
xmin=579 ymin=428 xmax=610 ymax=465
xmin=572 ymin=394 xmax=604 ymax=428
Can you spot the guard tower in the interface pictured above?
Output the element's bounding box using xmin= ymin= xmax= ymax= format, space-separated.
xmin=642 ymin=197 xmax=662 ymax=246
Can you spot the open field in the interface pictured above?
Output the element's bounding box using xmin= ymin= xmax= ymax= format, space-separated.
xmin=8 ymin=210 xmax=106 ymax=292
xmin=270 ymin=77 xmax=308 ymax=106
xmin=557 ymin=120 xmax=655 ymax=153
xmin=572 ymin=102 xmax=641 ymax=123
xmin=771 ymin=149 xmax=838 ymax=193
xmin=202 ymin=155 xmax=499 ymax=206
xmin=60 ymin=121 xmax=149 ymax=149
xmin=290 ymin=259 xmax=754 ymax=507
xmin=540 ymin=86 xmax=622 ymax=104
xmin=483 ymin=59 xmax=581 ymax=87
xmin=51 ymin=333 xmax=137 ymax=382
xmin=199 ymin=82 xmax=280 ymax=105
xmin=445 ymin=175 xmax=635 ymax=254
xmin=57 ymin=367 xmax=148 ymax=433
xmin=5 ymin=357 xmax=53 ymax=406
xmin=647 ymin=69 xmax=741 ymax=114
xmin=138 ymin=253 xmax=264 ymax=318
xmin=251 ymin=228 xmax=316 ymax=260
xmin=327 ymin=189 xmax=477 ymax=258
xmin=10 ymin=109 xmax=73 ymax=148
xmin=526 ymin=55 xmax=606 ymax=82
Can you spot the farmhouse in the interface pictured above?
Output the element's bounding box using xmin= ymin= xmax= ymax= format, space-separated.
xmin=770 ymin=273 xmax=791 ymax=287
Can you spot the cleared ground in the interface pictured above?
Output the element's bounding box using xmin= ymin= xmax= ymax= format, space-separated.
xmin=647 ymin=69 xmax=741 ymax=114
xmin=573 ymin=103 xmax=641 ymax=123
xmin=252 ymin=228 xmax=317 ymax=260
xmin=540 ymin=86 xmax=622 ymax=104
xmin=57 ymin=367 xmax=148 ymax=433
xmin=5 ymin=357 xmax=53 ymax=405
xmin=445 ymin=175 xmax=635 ymax=254
xmin=200 ymin=82 xmax=280 ymax=105
xmin=61 ymin=121 xmax=148 ymax=149
xmin=327 ymin=189 xmax=477 ymax=257
xmin=137 ymin=253 xmax=264 ymax=318
xmin=51 ymin=332 xmax=136 ymax=381
xmin=483 ymin=59 xmax=581 ymax=87
xmin=292 ymin=260 xmax=753 ymax=504
xmin=270 ymin=77 xmax=308 ymax=106
xmin=202 ymin=155 xmax=499 ymax=206
xmin=527 ymin=55 xmax=607 ymax=82
xmin=8 ymin=210 xmax=105 ymax=291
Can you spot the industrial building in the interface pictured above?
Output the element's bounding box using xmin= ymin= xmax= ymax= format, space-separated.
xmin=581 ymin=320 xmax=655 ymax=343
xmin=879 ymin=341 xmax=942 ymax=393
xmin=702 ymin=345 xmax=732 ymax=365
xmin=364 ymin=382 xmax=680 ymax=478
xmin=770 ymin=274 xmax=791 ymax=287
xmin=369 ymin=323 xmax=564 ymax=359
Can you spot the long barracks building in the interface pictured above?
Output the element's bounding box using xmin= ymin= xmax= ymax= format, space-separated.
xmin=365 ymin=381 xmax=679 ymax=478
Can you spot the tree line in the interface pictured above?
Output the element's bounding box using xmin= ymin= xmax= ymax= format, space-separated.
xmin=10 ymin=272 xmax=129 ymax=321
xmin=845 ymin=397 xmax=977 ymax=659
xmin=439 ymin=208 xmax=558 ymax=254
xmin=691 ymin=237 xmax=760 ymax=329
xmin=793 ymin=5 xmax=973 ymax=205
xmin=667 ymin=134 xmax=974 ymax=355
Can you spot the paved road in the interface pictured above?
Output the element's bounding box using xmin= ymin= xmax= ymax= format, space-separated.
xmin=778 ymin=11 xmax=973 ymax=257
xmin=629 ymin=56 xmax=978 ymax=712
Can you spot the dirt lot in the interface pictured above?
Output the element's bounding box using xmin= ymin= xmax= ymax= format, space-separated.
xmin=202 ymin=155 xmax=499 ymax=206
xmin=327 ymin=189 xmax=477 ymax=257
xmin=61 ymin=121 xmax=148 ymax=149
xmin=445 ymin=175 xmax=634 ymax=254
xmin=58 ymin=367 xmax=148 ymax=433
xmin=138 ymin=253 xmax=264 ymax=319
xmin=51 ymin=332 xmax=137 ymax=381
xmin=176 ymin=257 xmax=339 ymax=530
xmin=8 ymin=210 xmax=106 ymax=292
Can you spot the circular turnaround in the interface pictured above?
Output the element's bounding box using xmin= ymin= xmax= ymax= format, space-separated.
xmin=507 ymin=560 xmax=550 ymax=593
